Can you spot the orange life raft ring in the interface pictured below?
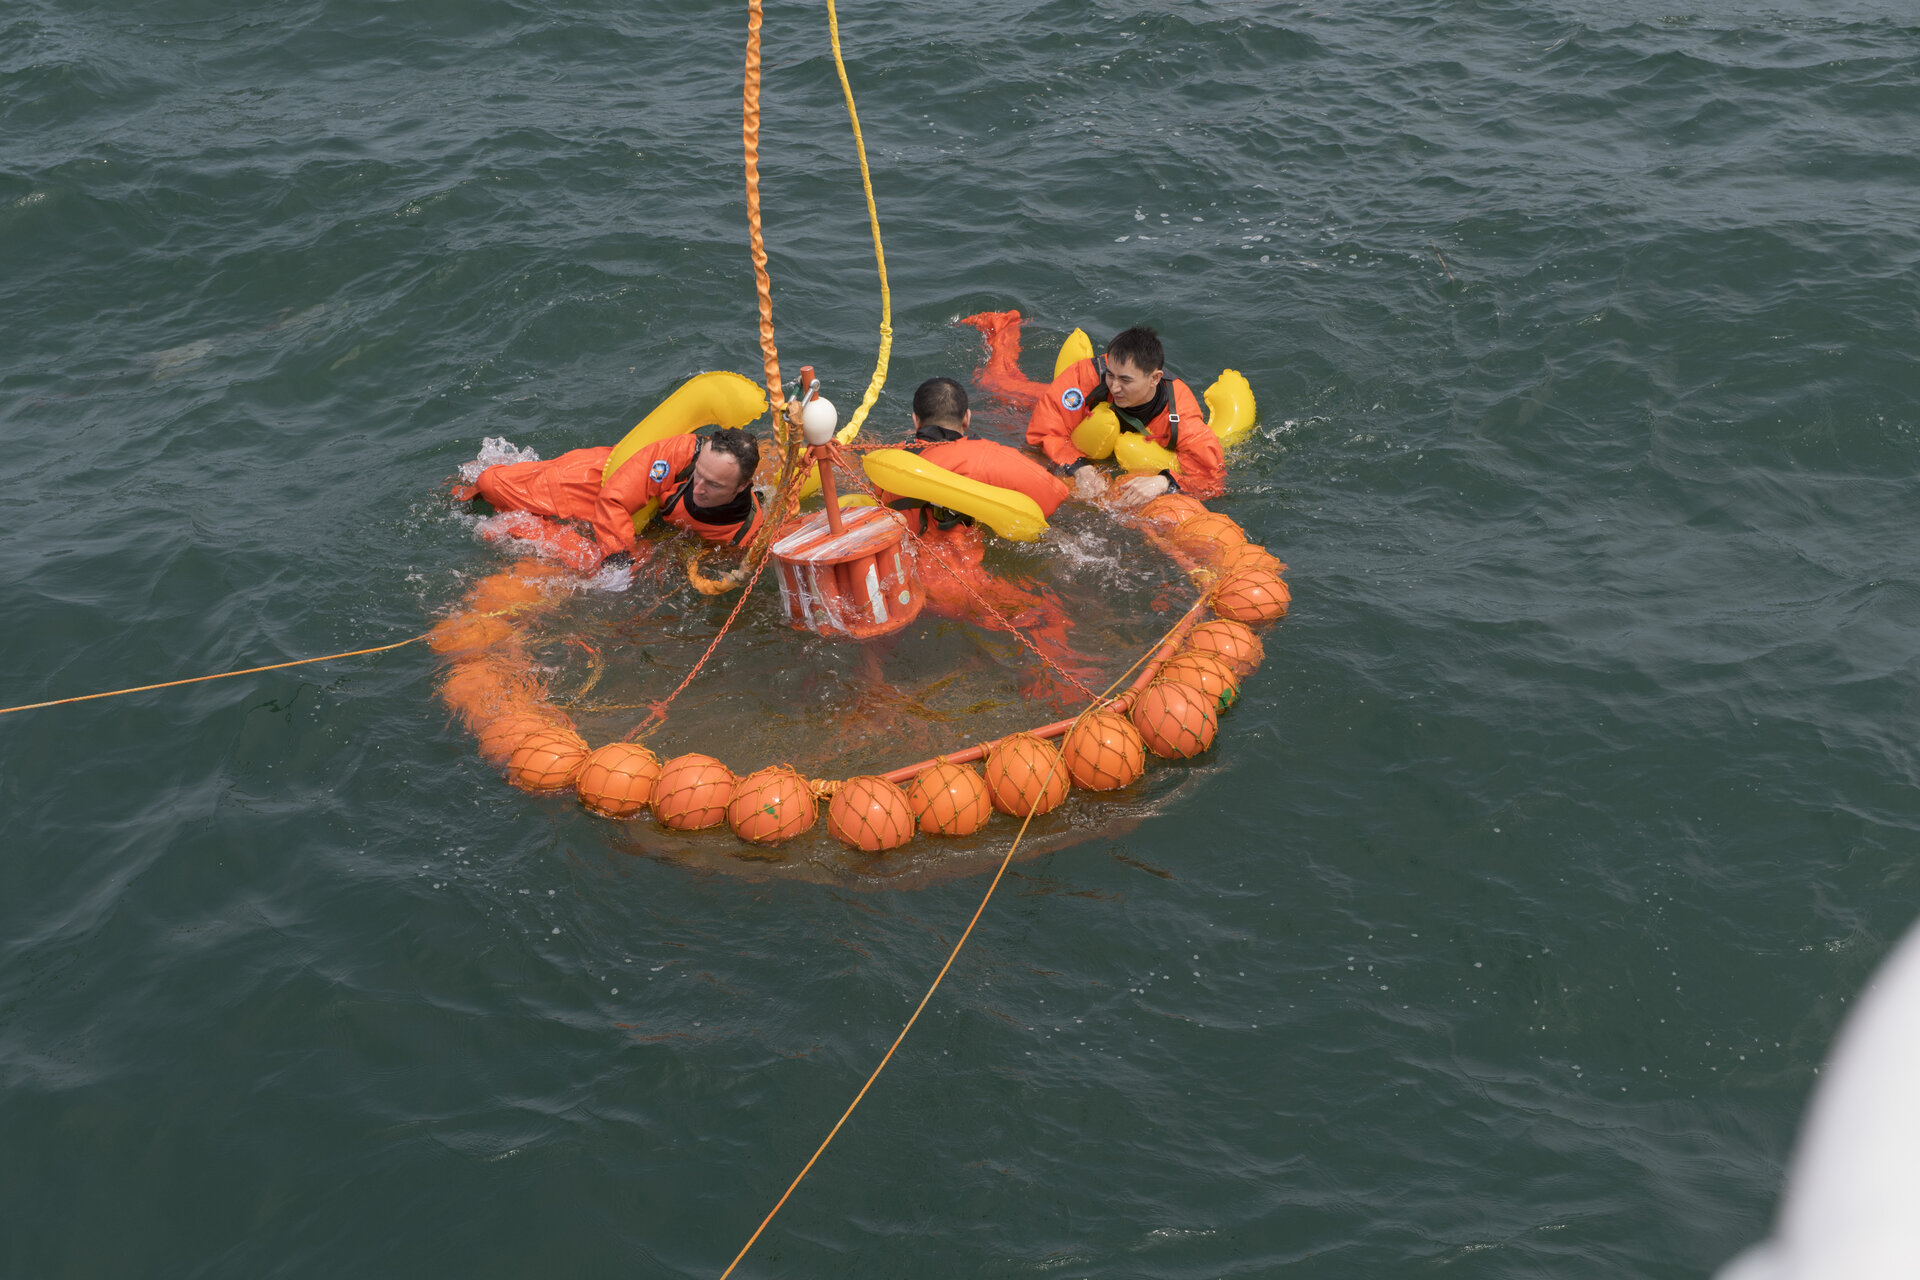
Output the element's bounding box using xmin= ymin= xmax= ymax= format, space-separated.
xmin=434 ymin=491 xmax=1287 ymax=855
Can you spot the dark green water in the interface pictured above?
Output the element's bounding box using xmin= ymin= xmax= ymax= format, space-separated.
xmin=6 ymin=1 xmax=1919 ymax=1275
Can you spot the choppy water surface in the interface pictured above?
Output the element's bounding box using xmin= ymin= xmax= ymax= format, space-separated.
xmin=5 ymin=1 xmax=1919 ymax=1275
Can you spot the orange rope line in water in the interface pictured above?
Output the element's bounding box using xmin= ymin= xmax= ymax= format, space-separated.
xmin=0 ymin=600 xmax=556 ymax=718
xmin=742 ymin=0 xmax=785 ymax=440
xmin=715 ymin=605 xmax=1201 ymax=1280
xmin=0 ymin=636 xmax=424 ymax=717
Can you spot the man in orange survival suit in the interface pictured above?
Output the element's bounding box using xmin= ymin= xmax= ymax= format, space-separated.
xmin=881 ymin=378 xmax=1096 ymax=696
xmin=459 ymin=428 xmax=763 ymax=574
xmin=1027 ymin=325 xmax=1225 ymax=505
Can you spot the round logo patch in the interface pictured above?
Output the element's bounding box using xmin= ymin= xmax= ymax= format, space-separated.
xmin=1061 ymin=387 xmax=1084 ymax=411
xmin=648 ymin=459 xmax=670 ymax=482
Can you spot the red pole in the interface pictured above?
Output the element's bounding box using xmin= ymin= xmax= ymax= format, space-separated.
xmin=814 ymin=443 xmax=845 ymax=535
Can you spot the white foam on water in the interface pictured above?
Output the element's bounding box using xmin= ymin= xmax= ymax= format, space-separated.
xmin=459 ymin=436 xmax=540 ymax=484
xmin=582 ymin=561 xmax=632 ymax=593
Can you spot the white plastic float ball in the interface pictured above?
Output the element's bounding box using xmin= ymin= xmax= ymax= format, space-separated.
xmin=801 ymin=396 xmax=839 ymax=446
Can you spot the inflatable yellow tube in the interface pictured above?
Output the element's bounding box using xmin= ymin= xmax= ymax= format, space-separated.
xmin=630 ymin=497 xmax=661 ymax=536
xmin=862 ymin=449 xmax=1048 ymax=542
xmin=1053 ymin=328 xmax=1093 ymax=379
xmin=1070 ymin=403 xmax=1119 ymax=460
xmin=1113 ymin=432 xmax=1179 ymax=476
xmin=602 ymin=370 xmax=767 ymax=484
xmin=1203 ymin=369 xmax=1256 ymax=446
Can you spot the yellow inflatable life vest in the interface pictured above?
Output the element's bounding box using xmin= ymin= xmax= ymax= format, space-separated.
xmin=1114 ymin=432 xmax=1179 ymax=475
xmin=861 ymin=449 xmax=1048 ymax=542
xmin=602 ymin=370 xmax=767 ymax=484
xmin=1070 ymin=403 xmax=1120 ymax=460
xmin=1053 ymin=328 xmax=1093 ymax=379
xmin=1204 ymin=369 xmax=1256 ymax=447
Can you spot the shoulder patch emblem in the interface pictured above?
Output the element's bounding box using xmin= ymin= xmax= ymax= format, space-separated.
xmin=648 ymin=459 xmax=670 ymax=482
xmin=1061 ymin=387 xmax=1084 ymax=411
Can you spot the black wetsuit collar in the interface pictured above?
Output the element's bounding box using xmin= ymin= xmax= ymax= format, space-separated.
xmin=915 ymin=421 xmax=965 ymax=442
xmin=685 ymin=483 xmax=754 ymax=525
xmin=1113 ymin=379 xmax=1170 ymax=432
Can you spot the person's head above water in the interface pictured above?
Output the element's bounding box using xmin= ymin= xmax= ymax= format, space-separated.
xmin=1103 ymin=325 xmax=1165 ymax=411
xmin=690 ymin=427 xmax=759 ymax=507
xmin=912 ymin=376 xmax=972 ymax=441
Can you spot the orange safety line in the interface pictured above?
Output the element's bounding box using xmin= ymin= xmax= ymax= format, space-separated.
xmin=715 ymin=604 xmax=1204 ymax=1280
xmin=0 ymin=636 xmax=424 ymax=717
xmin=0 ymin=601 xmax=554 ymax=719
xmin=743 ymin=0 xmax=785 ymax=438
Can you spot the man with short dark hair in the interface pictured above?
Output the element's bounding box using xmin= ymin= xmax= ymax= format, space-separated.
xmin=460 ymin=425 xmax=763 ymax=571
xmin=1027 ymin=325 xmax=1225 ymax=504
xmin=888 ymin=376 xmax=1068 ymax=531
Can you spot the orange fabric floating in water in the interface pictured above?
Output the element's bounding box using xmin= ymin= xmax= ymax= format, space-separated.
xmin=958 ymin=309 xmax=1054 ymax=407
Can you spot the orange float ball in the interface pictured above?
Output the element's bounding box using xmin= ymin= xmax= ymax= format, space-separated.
xmin=1172 ymin=511 xmax=1249 ymax=560
xmin=428 ymin=612 xmax=517 ymax=657
xmin=1130 ymin=679 xmax=1219 ymax=759
xmin=1185 ymin=619 xmax=1264 ymax=677
xmin=651 ymin=753 xmax=736 ymax=832
xmin=906 ymin=761 xmax=993 ymax=837
xmin=984 ymin=733 xmax=1072 ymax=817
xmin=1218 ymin=542 xmax=1285 ymax=577
xmin=506 ymin=724 xmax=591 ymax=794
xmin=474 ymin=709 xmax=566 ymax=766
xmin=727 ymin=766 xmax=818 ymax=845
xmin=463 ymin=568 xmax=551 ymax=616
xmin=1137 ymin=493 xmax=1211 ymax=528
xmin=826 ymin=776 xmax=916 ymax=852
xmin=575 ymin=742 xmax=663 ymax=819
xmin=1212 ymin=567 xmax=1291 ymax=623
xmin=1061 ymin=711 xmax=1148 ymax=792
xmin=1157 ymin=651 xmax=1241 ymax=712
xmin=439 ymin=658 xmax=540 ymax=728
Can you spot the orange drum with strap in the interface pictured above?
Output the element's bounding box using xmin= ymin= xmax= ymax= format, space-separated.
xmin=771 ymin=505 xmax=925 ymax=640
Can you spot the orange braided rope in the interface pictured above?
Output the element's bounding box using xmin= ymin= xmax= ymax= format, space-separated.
xmin=715 ymin=602 xmax=1205 ymax=1279
xmin=742 ymin=0 xmax=785 ymax=444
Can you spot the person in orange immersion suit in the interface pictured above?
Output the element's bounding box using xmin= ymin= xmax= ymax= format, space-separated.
xmin=455 ymin=428 xmax=764 ymax=574
xmin=1027 ymin=324 xmax=1226 ymax=506
xmin=881 ymin=377 xmax=1099 ymax=699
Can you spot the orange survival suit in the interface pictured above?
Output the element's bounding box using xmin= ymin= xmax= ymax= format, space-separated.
xmin=466 ymin=433 xmax=763 ymax=571
xmin=878 ymin=427 xmax=1096 ymax=702
xmin=1027 ymin=356 xmax=1225 ymax=501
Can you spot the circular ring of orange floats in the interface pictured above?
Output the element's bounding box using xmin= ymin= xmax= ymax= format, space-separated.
xmin=433 ymin=492 xmax=1289 ymax=853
